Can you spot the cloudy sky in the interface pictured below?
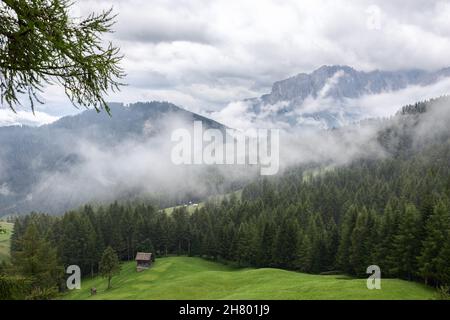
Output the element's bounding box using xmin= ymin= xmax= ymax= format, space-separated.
xmin=3 ymin=0 xmax=450 ymax=125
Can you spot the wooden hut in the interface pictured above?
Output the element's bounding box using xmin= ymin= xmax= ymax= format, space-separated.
xmin=135 ymin=252 xmax=153 ymax=272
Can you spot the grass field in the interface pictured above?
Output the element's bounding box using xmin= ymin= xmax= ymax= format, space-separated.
xmin=163 ymin=203 xmax=205 ymax=214
xmin=0 ymin=221 xmax=13 ymax=263
xmin=163 ymin=190 xmax=242 ymax=214
xmin=62 ymin=256 xmax=437 ymax=300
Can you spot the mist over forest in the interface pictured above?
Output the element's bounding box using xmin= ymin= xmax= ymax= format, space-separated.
xmin=1 ymin=0 xmax=450 ymax=303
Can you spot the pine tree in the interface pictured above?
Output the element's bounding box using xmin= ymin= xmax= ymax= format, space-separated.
xmin=324 ymin=217 xmax=339 ymax=270
xmin=295 ymin=232 xmax=313 ymax=272
xmin=392 ymin=204 xmax=421 ymax=279
xmin=417 ymin=201 xmax=450 ymax=285
xmin=258 ymin=221 xmax=276 ymax=267
xmin=349 ymin=207 xmax=377 ymax=276
xmin=233 ymin=223 xmax=254 ymax=266
xmin=219 ymin=220 xmax=236 ymax=261
xmin=137 ymin=238 xmax=155 ymax=255
xmin=99 ymin=246 xmax=121 ymax=290
xmin=273 ymin=218 xmax=298 ymax=269
xmin=336 ymin=205 xmax=358 ymax=273
xmin=374 ymin=201 xmax=400 ymax=277
xmin=12 ymin=223 xmax=62 ymax=292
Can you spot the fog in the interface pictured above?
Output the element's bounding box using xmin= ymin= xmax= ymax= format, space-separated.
xmin=1 ymin=94 xmax=448 ymax=216
xmin=24 ymin=112 xmax=259 ymax=214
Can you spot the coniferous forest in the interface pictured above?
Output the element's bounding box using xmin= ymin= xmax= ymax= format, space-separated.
xmin=2 ymin=99 xmax=449 ymax=299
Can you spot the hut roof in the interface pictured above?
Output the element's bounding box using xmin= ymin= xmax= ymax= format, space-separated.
xmin=135 ymin=252 xmax=152 ymax=261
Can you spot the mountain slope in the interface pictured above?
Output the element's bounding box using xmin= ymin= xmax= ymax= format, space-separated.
xmin=0 ymin=102 xmax=229 ymax=215
xmin=63 ymin=256 xmax=436 ymax=300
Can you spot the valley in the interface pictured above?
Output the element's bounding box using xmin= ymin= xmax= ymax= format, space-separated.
xmin=1 ymin=0 xmax=450 ymax=307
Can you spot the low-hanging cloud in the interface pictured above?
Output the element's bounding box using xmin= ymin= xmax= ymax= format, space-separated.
xmin=209 ymin=74 xmax=450 ymax=131
xmin=2 ymin=96 xmax=449 ymax=216
xmin=0 ymin=108 xmax=59 ymax=127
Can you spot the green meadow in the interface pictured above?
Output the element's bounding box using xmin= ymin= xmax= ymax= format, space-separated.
xmin=63 ymin=256 xmax=436 ymax=300
xmin=163 ymin=190 xmax=242 ymax=214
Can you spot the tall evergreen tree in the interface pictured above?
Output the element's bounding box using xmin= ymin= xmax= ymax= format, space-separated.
xmin=99 ymin=246 xmax=121 ymax=290
xmin=418 ymin=201 xmax=450 ymax=285
xmin=336 ymin=205 xmax=358 ymax=273
xmin=349 ymin=207 xmax=376 ymax=276
xmin=273 ymin=218 xmax=298 ymax=269
xmin=392 ymin=204 xmax=421 ymax=279
xmin=12 ymin=224 xmax=62 ymax=292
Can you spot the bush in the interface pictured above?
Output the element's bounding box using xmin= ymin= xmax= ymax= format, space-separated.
xmin=0 ymin=275 xmax=30 ymax=300
xmin=437 ymin=286 xmax=450 ymax=300
xmin=26 ymin=287 xmax=59 ymax=300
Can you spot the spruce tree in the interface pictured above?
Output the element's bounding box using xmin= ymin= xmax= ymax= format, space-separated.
xmin=349 ymin=207 xmax=375 ymax=276
xmin=392 ymin=204 xmax=421 ymax=279
xmin=336 ymin=205 xmax=358 ymax=273
xmin=12 ymin=223 xmax=62 ymax=292
xmin=418 ymin=201 xmax=450 ymax=285
xmin=295 ymin=232 xmax=313 ymax=272
xmin=99 ymin=246 xmax=121 ymax=290
xmin=273 ymin=218 xmax=298 ymax=269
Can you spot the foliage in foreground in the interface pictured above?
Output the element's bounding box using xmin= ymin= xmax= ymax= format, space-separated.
xmin=0 ymin=0 xmax=124 ymax=112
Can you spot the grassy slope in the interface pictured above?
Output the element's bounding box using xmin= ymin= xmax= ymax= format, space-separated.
xmin=63 ymin=256 xmax=436 ymax=300
xmin=163 ymin=190 xmax=242 ymax=214
xmin=0 ymin=222 xmax=13 ymax=263
xmin=163 ymin=203 xmax=205 ymax=215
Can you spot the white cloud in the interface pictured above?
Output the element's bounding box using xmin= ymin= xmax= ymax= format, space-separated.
xmin=0 ymin=183 xmax=12 ymax=196
xmin=4 ymin=0 xmax=450 ymax=122
xmin=59 ymin=0 xmax=450 ymax=114
xmin=0 ymin=109 xmax=59 ymax=127
xmin=348 ymin=76 xmax=450 ymax=118
xmin=209 ymin=75 xmax=450 ymax=131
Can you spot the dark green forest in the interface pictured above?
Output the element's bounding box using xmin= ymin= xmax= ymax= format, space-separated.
xmin=1 ymin=98 xmax=450 ymax=299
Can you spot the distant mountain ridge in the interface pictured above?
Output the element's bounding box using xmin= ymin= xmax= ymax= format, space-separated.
xmin=2 ymin=67 xmax=450 ymax=216
xmin=262 ymin=65 xmax=450 ymax=103
xmin=246 ymin=65 xmax=450 ymax=128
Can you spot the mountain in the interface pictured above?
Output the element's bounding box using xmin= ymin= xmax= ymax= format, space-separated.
xmin=0 ymin=102 xmax=230 ymax=216
xmin=246 ymin=65 xmax=450 ymax=128
xmin=2 ymin=71 xmax=450 ymax=217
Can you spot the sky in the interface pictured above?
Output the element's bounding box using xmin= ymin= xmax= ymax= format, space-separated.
xmin=2 ymin=0 xmax=450 ymax=125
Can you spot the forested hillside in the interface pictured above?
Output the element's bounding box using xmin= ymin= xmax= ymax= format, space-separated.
xmin=2 ymin=97 xmax=449 ymax=299
xmin=0 ymin=101 xmax=233 ymax=215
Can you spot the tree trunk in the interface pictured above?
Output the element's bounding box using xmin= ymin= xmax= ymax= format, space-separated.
xmin=108 ymin=275 xmax=111 ymax=289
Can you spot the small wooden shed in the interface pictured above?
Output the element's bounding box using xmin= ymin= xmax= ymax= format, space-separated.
xmin=135 ymin=252 xmax=153 ymax=272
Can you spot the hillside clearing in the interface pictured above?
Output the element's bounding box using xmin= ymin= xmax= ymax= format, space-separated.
xmin=163 ymin=189 xmax=242 ymax=214
xmin=63 ymin=256 xmax=436 ymax=300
